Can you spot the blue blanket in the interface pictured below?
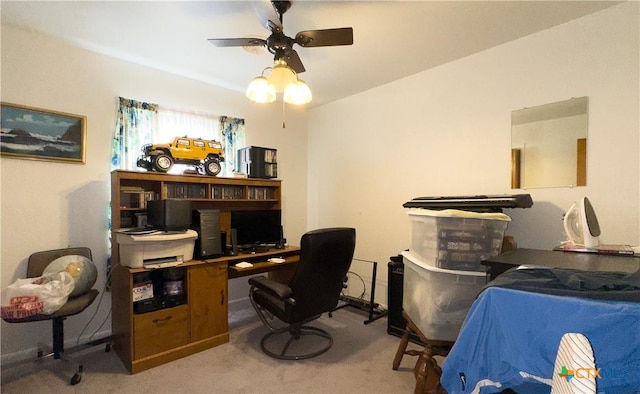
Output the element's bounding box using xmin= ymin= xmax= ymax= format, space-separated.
xmin=440 ymin=287 xmax=640 ymax=393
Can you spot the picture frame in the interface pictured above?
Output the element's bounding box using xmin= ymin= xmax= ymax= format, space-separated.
xmin=1 ymin=102 xmax=86 ymax=164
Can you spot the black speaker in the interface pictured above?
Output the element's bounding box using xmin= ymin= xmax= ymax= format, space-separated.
xmin=388 ymin=255 xmax=405 ymax=336
xmin=275 ymin=225 xmax=284 ymax=249
xmin=220 ymin=231 xmax=227 ymax=256
xmin=192 ymin=209 xmax=222 ymax=259
xmin=229 ymin=228 xmax=238 ymax=256
xmin=147 ymin=199 xmax=191 ymax=232
xmin=388 ymin=254 xmax=424 ymax=345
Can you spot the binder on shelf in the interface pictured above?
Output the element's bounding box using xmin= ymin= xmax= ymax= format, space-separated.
xmin=211 ymin=185 xmax=244 ymax=200
xmin=247 ymin=187 xmax=274 ymax=200
xmin=166 ymin=183 xmax=207 ymax=199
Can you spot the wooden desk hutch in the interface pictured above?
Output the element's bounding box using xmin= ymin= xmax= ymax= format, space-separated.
xmin=110 ymin=170 xmax=299 ymax=374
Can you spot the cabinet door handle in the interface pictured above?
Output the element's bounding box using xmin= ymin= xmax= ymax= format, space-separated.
xmin=153 ymin=316 xmax=172 ymax=324
xmin=220 ymin=290 xmax=225 ymax=306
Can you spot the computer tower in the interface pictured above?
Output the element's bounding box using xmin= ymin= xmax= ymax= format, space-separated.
xmin=237 ymin=146 xmax=277 ymax=179
xmin=191 ymin=209 xmax=222 ymax=259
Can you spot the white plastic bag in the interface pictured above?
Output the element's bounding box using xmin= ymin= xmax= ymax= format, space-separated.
xmin=1 ymin=272 xmax=74 ymax=319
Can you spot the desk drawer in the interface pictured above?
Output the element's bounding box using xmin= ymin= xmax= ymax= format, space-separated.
xmin=134 ymin=305 xmax=189 ymax=359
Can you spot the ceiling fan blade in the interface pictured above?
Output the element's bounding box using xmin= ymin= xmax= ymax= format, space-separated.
xmin=295 ymin=27 xmax=353 ymax=47
xmin=252 ymin=0 xmax=283 ymax=32
xmin=284 ymin=49 xmax=305 ymax=74
xmin=208 ymin=37 xmax=266 ymax=48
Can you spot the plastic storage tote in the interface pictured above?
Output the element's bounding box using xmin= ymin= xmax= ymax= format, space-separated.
xmin=401 ymin=250 xmax=486 ymax=342
xmin=407 ymin=208 xmax=510 ymax=272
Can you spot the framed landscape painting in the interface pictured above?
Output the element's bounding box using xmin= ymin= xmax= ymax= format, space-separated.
xmin=0 ymin=102 xmax=86 ymax=164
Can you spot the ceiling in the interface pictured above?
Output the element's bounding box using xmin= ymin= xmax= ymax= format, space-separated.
xmin=1 ymin=1 xmax=621 ymax=108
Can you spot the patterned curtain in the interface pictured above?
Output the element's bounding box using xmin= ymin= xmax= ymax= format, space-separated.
xmin=219 ymin=116 xmax=246 ymax=177
xmin=111 ymin=97 xmax=159 ymax=170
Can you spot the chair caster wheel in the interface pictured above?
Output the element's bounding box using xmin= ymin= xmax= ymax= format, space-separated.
xmin=105 ymin=343 xmax=111 ymax=352
xmin=70 ymin=373 xmax=82 ymax=385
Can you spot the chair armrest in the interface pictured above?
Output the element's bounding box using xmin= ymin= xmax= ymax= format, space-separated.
xmin=249 ymin=276 xmax=292 ymax=300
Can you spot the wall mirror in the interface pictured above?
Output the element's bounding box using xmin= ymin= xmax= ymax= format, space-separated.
xmin=511 ymin=96 xmax=588 ymax=189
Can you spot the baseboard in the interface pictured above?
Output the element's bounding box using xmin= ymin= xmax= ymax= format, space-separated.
xmin=1 ymin=346 xmax=37 ymax=365
xmin=228 ymin=297 xmax=259 ymax=329
xmin=343 ymin=269 xmax=388 ymax=308
xmin=0 ymin=328 xmax=112 ymax=365
xmin=228 ymin=296 xmax=252 ymax=313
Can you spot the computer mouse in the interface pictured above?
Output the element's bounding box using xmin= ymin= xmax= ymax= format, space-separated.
xmin=235 ymin=261 xmax=253 ymax=268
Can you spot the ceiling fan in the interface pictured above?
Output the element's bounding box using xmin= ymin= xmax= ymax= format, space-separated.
xmin=208 ymin=0 xmax=354 ymax=74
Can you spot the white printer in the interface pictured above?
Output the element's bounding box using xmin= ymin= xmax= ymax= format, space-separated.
xmin=116 ymin=229 xmax=198 ymax=268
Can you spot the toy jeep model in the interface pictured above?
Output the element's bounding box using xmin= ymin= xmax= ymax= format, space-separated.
xmin=137 ymin=136 xmax=225 ymax=176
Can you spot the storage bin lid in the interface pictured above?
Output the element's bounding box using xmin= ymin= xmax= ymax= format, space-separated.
xmin=402 ymin=250 xmax=487 ymax=277
xmin=407 ymin=208 xmax=511 ymax=221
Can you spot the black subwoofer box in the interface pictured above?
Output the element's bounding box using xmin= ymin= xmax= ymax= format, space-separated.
xmin=387 ymin=254 xmax=424 ymax=346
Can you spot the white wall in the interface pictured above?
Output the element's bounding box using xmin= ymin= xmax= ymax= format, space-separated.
xmin=0 ymin=25 xmax=308 ymax=360
xmin=308 ymin=2 xmax=640 ymax=304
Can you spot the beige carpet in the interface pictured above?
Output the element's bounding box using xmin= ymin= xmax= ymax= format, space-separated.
xmin=1 ymin=306 xmax=419 ymax=393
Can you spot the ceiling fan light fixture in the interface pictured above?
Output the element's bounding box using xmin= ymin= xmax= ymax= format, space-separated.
xmin=246 ymin=76 xmax=276 ymax=103
xmin=267 ymin=59 xmax=298 ymax=92
xmin=210 ymin=0 xmax=354 ymax=108
xmin=246 ymin=60 xmax=312 ymax=105
xmin=283 ymin=79 xmax=312 ymax=105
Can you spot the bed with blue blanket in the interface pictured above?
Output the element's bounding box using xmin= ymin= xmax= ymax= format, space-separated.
xmin=440 ymin=267 xmax=640 ymax=394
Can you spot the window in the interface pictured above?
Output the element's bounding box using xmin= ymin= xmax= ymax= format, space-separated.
xmin=112 ymin=97 xmax=244 ymax=176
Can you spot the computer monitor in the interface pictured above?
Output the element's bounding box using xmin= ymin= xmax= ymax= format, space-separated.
xmin=230 ymin=209 xmax=282 ymax=249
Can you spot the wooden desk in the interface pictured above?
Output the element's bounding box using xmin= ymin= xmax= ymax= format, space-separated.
xmin=110 ymin=170 xmax=296 ymax=373
xmin=112 ymin=246 xmax=300 ymax=374
xmin=482 ymin=248 xmax=640 ymax=280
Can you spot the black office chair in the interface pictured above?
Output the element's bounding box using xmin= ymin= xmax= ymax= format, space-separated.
xmin=249 ymin=227 xmax=356 ymax=360
xmin=2 ymin=247 xmax=102 ymax=385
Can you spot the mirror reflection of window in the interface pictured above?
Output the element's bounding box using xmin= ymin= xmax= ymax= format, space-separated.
xmin=511 ymin=97 xmax=588 ymax=189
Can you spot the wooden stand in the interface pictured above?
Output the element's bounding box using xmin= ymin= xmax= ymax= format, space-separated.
xmin=392 ymin=311 xmax=454 ymax=394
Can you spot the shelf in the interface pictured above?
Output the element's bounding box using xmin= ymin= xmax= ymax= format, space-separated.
xmin=111 ymin=170 xmax=282 ymax=236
